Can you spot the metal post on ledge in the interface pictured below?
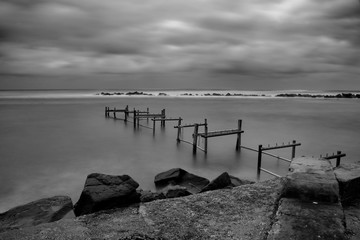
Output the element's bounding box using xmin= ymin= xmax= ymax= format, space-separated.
xmin=204 ymin=119 xmax=208 ymax=153
xmin=291 ymin=140 xmax=296 ymax=159
xmin=336 ymin=151 xmax=341 ymax=167
xmin=257 ymin=144 xmax=263 ymax=177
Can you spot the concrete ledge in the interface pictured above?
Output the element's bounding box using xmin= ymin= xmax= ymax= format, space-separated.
xmin=334 ymin=163 xmax=360 ymax=205
xmin=267 ymin=198 xmax=346 ymax=240
xmin=282 ymin=157 xmax=339 ymax=203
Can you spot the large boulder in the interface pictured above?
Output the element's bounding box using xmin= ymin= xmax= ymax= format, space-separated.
xmin=334 ymin=163 xmax=360 ymax=205
xmin=282 ymin=157 xmax=339 ymax=203
xmin=154 ymin=168 xmax=209 ymax=194
xmin=0 ymin=196 xmax=73 ymax=233
xmin=74 ymin=173 xmax=140 ymax=216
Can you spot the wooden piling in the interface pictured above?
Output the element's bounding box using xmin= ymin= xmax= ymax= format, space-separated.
xmin=193 ymin=124 xmax=199 ymax=154
xmin=336 ymin=151 xmax=341 ymax=167
xmin=113 ymin=108 xmax=116 ymax=118
xmin=161 ymin=109 xmax=166 ymax=127
xmin=204 ymin=119 xmax=208 ymax=153
xmin=257 ymin=144 xmax=263 ymax=176
xmin=125 ymin=105 xmax=129 ymax=122
xmin=291 ymin=140 xmax=296 ymax=159
xmin=133 ymin=108 xmax=136 ymax=128
xmin=176 ymin=118 xmax=182 ymax=142
xmin=153 ymin=118 xmax=156 ymax=135
xmin=236 ymin=119 xmax=242 ymax=151
xmin=147 ymin=107 xmax=149 ymax=123
xmin=137 ymin=110 xmax=140 ymax=127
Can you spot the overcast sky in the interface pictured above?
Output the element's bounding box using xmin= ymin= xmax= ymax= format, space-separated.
xmin=0 ymin=0 xmax=359 ymax=89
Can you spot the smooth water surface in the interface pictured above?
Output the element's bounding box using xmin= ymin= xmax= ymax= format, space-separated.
xmin=0 ymin=96 xmax=359 ymax=212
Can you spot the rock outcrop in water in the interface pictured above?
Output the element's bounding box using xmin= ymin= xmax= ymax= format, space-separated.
xmin=0 ymin=196 xmax=73 ymax=233
xmin=74 ymin=173 xmax=140 ymax=216
xmin=154 ymin=168 xmax=210 ymax=194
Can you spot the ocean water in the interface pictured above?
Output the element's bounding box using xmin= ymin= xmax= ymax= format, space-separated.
xmin=0 ymin=92 xmax=360 ymax=212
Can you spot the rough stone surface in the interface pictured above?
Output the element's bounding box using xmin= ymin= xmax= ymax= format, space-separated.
xmin=154 ymin=168 xmax=209 ymax=194
xmin=334 ymin=163 xmax=360 ymax=205
xmin=200 ymin=172 xmax=232 ymax=192
xmin=282 ymin=157 xmax=339 ymax=203
xmin=267 ymin=198 xmax=346 ymax=240
xmin=344 ymin=202 xmax=360 ymax=240
xmin=74 ymin=173 xmax=140 ymax=216
xmin=0 ymin=179 xmax=282 ymax=240
xmin=229 ymin=175 xmax=255 ymax=187
xmin=162 ymin=185 xmax=192 ymax=198
xmin=138 ymin=190 xmax=166 ymax=203
xmin=0 ymin=196 xmax=74 ymax=233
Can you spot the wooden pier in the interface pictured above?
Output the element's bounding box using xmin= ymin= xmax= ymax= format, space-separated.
xmin=104 ymin=104 xmax=347 ymax=179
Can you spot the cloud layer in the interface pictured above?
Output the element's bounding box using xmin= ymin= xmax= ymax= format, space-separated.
xmin=0 ymin=0 xmax=359 ymax=78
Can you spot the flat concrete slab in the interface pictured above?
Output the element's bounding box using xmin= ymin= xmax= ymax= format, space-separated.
xmin=267 ymin=198 xmax=346 ymax=240
xmin=282 ymin=157 xmax=339 ymax=203
xmin=344 ymin=203 xmax=360 ymax=240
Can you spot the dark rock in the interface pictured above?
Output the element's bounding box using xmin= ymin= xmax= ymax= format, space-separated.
xmin=229 ymin=175 xmax=255 ymax=187
xmin=200 ymin=172 xmax=232 ymax=192
xmin=0 ymin=196 xmax=73 ymax=233
xmin=334 ymin=163 xmax=360 ymax=205
xmin=344 ymin=203 xmax=360 ymax=240
xmin=162 ymin=185 xmax=192 ymax=198
xmin=282 ymin=157 xmax=339 ymax=203
xmin=154 ymin=168 xmax=209 ymax=194
xmin=74 ymin=173 xmax=140 ymax=216
xmin=0 ymin=179 xmax=283 ymax=240
xmin=267 ymin=198 xmax=346 ymax=240
xmin=138 ymin=190 xmax=166 ymax=203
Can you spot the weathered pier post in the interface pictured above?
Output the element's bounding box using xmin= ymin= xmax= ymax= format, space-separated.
xmin=193 ymin=124 xmax=199 ymax=154
xmin=257 ymin=144 xmax=263 ymax=177
xmin=113 ymin=108 xmax=116 ymax=118
xmin=153 ymin=118 xmax=156 ymax=135
xmin=336 ymin=151 xmax=341 ymax=167
xmin=236 ymin=119 xmax=242 ymax=151
xmin=291 ymin=140 xmax=296 ymax=159
xmin=124 ymin=105 xmax=129 ymax=122
xmin=176 ymin=118 xmax=182 ymax=142
xmin=204 ymin=119 xmax=208 ymax=153
xmin=105 ymin=107 xmax=108 ymax=117
xmin=147 ymin=107 xmax=149 ymax=123
xmin=133 ymin=108 xmax=136 ymax=128
xmin=136 ymin=110 xmax=140 ymax=127
xmin=161 ymin=109 xmax=166 ymax=127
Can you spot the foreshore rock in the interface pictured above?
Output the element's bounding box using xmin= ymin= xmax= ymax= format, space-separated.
xmin=0 ymin=179 xmax=283 ymax=240
xmin=200 ymin=172 xmax=232 ymax=192
xmin=0 ymin=196 xmax=73 ymax=233
xmin=154 ymin=168 xmax=209 ymax=194
xmin=74 ymin=173 xmax=140 ymax=216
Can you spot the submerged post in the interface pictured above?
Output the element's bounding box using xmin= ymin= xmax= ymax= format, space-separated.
xmin=204 ymin=119 xmax=208 ymax=153
xmin=153 ymin=118 xmax=156 ymax=135
xmin=125 ymin=105 xmax=129 ymax=122
xmin=133 ymin=108 xmax=136 ymax=128
xmin=193 ymin=124 xmax=199 ymax=154
xmin=336 ymin=151 xmax=341 ymax=167
xmin=147 ymin=107 xmax=149 ymax=123
xmin=236 ymin=119 xmax=242 ymax=151
xmin=105 ymin=107 xmax=107 ymax=117
xmin=161 ymin=109 xmax=166 ymax=127
xmin=291 ymin=140 xmax=296 ymax=159
xmin=113 ymin=108 xmax=116 ymax=118
xmin=137 ymin=110 xmax=140 ymax=127
xmin=257 ymin=144 xmax=263 ymax=177
xmin=176 ymin=118 xmax=182 ymax=142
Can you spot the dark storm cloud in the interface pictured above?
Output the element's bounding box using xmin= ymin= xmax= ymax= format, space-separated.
xmin=0 ymin=0 xmax=359 ymax=76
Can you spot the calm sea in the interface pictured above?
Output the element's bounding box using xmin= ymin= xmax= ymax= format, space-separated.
xmin=0 ymin=91 xmax=359 ymax=212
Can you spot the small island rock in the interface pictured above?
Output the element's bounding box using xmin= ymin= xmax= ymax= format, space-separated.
xmin=74 ymin=173 xmax=140 ymax=216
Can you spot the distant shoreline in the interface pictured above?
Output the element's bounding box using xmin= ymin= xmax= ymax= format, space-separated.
xmin=97 ymin=91 xmax=360 ymax=99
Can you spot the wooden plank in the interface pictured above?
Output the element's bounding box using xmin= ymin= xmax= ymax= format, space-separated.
xmin=262 ymin=142 xmax=301 ymax=151
xmin=174 ymin=123 xmax=207 ymax=128
xmin=152 ymin=118 xmax=182 ymax=121
xmin=135 ymin=114 xmax=163 ymax=118
xmin=324 ymin=153 xmax=346 ymax=160
xmin=198 ymin=129 xmax=244 ymax=138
